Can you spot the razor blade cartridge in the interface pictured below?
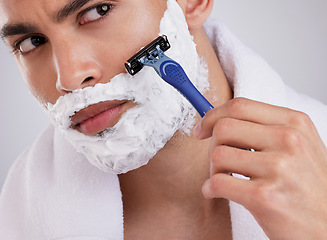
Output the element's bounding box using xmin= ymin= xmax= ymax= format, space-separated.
xmin=125 ymin=35 xmax=170 ymax=76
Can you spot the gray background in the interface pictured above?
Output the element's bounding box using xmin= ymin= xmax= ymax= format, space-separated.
xmin=1 ymin=0 xmax=327 ymax=190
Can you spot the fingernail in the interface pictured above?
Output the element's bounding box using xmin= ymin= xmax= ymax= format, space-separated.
xmin=194 ymin=123 xmax=201 ymax=138
xmin=202 ymin=180 xmax=212 ymax=199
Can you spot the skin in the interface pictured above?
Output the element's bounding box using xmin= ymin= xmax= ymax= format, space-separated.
xmin=1 ymin=0 xmax=327 ymax=239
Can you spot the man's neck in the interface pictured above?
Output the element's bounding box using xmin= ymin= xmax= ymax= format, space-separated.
xmin=119 ymin=134 xmax=232 ymax=239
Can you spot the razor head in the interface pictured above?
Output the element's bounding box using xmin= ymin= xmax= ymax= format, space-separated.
xmin=125 ymin=35 xmax=170 ymax=76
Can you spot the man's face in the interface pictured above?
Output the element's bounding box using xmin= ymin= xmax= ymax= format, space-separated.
xmin=0 ymin=0 xmax=166 ymax=105
xmin=0 ymin=0 xmax=209 ymax=174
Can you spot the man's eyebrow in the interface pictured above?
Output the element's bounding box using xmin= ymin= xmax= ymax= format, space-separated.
xmin=0 ymin=0 xmax=93 ymax=39
xmin=1 ymin=23 xmax=39 ymax=39
xmin=55 ymin=0 xmax=94 ymax=23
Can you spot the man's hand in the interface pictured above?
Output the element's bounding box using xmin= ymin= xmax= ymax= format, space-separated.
xmin=195 ymin=97 xmax=327 ymax=239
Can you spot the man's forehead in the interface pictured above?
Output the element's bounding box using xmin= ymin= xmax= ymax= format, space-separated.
xmin=0 ymin=0 xmax=9 ymax=30
xmin=0 ymin=0 xmax=44 ymax=25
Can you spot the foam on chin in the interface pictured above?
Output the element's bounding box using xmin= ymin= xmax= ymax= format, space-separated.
xmin=45 ymin=0 xmax=209 ymax=174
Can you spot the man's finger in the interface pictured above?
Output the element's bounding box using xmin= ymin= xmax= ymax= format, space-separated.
xmin=202 ymin=173 xmax=253 ymax=206
xmin=194 ymin=97 xmax=310 ymax=140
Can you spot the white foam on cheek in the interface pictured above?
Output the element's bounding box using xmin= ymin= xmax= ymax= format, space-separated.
xmin=160 ymin=0 xmax=209 ymax=91
xmin=45 ymin=0 xmax=209 ymax=174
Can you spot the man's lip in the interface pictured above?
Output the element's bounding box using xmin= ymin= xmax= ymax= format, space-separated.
xmin=70 ymin=100 xmax=129 ymax=135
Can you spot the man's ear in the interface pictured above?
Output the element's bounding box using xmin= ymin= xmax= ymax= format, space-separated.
xmin=177 ymin=0 xmax=214 ymax=30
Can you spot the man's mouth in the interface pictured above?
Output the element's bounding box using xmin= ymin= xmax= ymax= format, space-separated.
xmin=70 ymin=100 xmax=133 ymax=136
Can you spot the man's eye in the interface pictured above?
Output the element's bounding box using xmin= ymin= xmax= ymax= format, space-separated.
xmin=14 ymin=36 xmax=47 ymax=54
xmin=80 ymin=4 xmax=112 ymax=25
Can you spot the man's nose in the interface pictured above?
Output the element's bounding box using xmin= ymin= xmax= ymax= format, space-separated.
xmin=53 ymin=39 xmax=103 ymax=94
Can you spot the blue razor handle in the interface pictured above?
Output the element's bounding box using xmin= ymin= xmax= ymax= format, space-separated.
xmin=158 ymin=59 xmax=213 ymax=117
xmin=141 ymin=47 xmax=214 ymax=117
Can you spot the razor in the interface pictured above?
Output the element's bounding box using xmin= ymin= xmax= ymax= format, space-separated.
xmin=125 ymin=35 xmax=213 ymax=117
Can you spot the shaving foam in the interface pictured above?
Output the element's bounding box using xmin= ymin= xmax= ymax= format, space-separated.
xmin=46 ymin=0 xmax=209 ymax=174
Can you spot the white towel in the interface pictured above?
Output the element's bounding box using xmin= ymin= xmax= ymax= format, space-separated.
xmin=1 ymin=18 xmax=327 ymax=240
xmin=0 ymin=126 xmax=124 ymax=239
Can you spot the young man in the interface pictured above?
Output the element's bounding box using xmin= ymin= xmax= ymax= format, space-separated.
xmin=1 ymin=0 xmax=327 ymax=239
